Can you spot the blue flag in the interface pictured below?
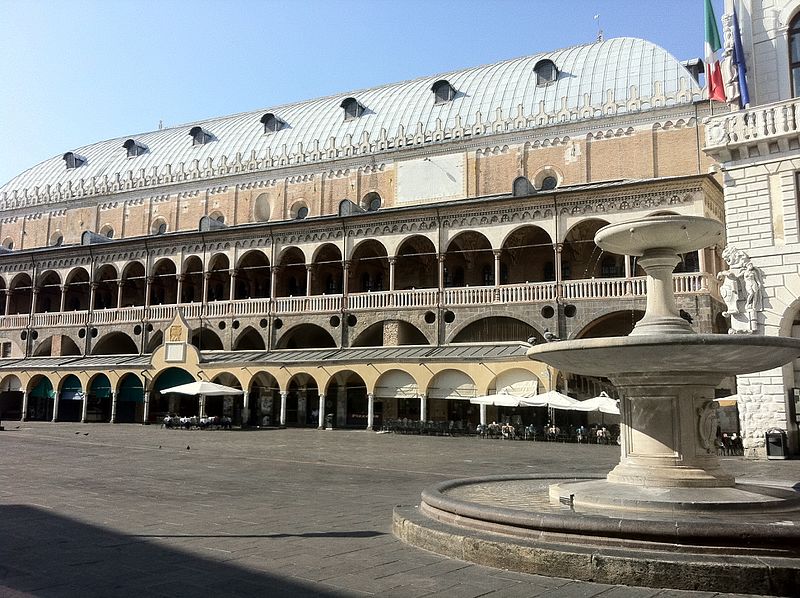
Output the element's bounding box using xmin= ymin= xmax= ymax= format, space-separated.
xmin=732 ymin=7 xmax=750 ymax=108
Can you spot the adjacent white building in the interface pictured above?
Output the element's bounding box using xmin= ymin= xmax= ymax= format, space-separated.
xmin=704 ymin=0 xmax=800 ymax=456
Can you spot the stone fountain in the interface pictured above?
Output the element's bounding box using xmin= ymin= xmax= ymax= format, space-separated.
xmin=393 ymin=216 xmax=800 ymax=595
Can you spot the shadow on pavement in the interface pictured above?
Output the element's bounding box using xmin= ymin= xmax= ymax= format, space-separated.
xmin=0 ymin=505 xmax=349 ymax=597
xmin=133 ymin=531 xmax=386 ymax=539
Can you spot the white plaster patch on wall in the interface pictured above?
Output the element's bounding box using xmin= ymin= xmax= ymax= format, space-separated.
xmin=396 ymin=154 xmax=464 ymax=204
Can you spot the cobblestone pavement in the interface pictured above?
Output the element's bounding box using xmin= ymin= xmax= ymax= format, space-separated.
xmin=1 ymin=423 xmax=797 ymax=597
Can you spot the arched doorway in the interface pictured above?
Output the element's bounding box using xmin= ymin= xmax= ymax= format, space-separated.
xmin=58 ymin=374 xmax=84 ymax=422
xmin=349 ymin=240 xmax=388 ymax=292
xmin=27 ymin=376 xmax=54 ymax=421
xmin=208 ymin=373 xmax=243 ymax=424
xmin=248 ymin=372 xmax=280 ymax=427
xmin=87 ymin=374 xmax=113 ymax=422
xmin=0 ymin=374 xmax=23 ymax=420
xmin=427 ymin=369 xmax=478 ymax=428
xmin=444 ymin=231 xmax=493 ymax=287
xmin=395 ymin=236 xmax=437 ymax=290
xmin=117 ymin=374 xmax=145 ymax=423
xmin=151 ymin=367 xmax=194 ymax=422
xmin=375 ymin=370 xmax=420 ymax=422
xmin=285 ymin=374 xmax=319 ymax=426
xmin=327 ymin=371 xmax=370 ymax=428
xmin=235 ymin=251 xmax=270 ymax=299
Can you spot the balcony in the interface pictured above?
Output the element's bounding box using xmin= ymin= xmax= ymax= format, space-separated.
xmin=704 ymin=97 xmax=800 ymax=159
xmin=0 ymin=273 xmax=717 ymax=329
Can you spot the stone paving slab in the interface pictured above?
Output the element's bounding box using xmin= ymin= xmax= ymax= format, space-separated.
xmin=1 ymin=422 xmax=798 ymax=597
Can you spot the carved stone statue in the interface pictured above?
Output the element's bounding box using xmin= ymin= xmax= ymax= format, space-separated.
xmin=717 ymin=246 xmax=765 ymax=333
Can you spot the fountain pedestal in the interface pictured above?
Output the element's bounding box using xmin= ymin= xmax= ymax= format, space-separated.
xmin=394 ymin=216 xmax=800 ymax=594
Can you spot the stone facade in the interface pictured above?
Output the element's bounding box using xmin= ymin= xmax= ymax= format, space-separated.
xmin=703 ymin=0 xmax=800 ymax=456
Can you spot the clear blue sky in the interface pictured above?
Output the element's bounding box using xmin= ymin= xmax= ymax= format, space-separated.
xmin=0 ymin=0 xmax=724 ymax=187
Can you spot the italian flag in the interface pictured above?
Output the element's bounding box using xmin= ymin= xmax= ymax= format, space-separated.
xmin=704 ymin=0 xmax=726 ymax=102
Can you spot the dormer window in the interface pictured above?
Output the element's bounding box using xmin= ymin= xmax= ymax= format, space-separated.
xmin=189 ymin=126 xmax=214 ymax=146
xmin=341 ymin=97 xmax=365 ymax=121
xmin=63 ymin=152 xmax=86 ymax=170
xmin=260 ymin=113 xmax=286 ymax=133
xmin=534 ymin=59 xmax=558 ymax=85
xmin=123 ymin=139 xmax=148 ymax=158
xmin=431 ymin=79 xmax=456 ymax=104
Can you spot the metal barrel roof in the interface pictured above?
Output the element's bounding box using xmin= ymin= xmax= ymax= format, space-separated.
xmin=0 ymin=37 xmax=701 ymax=201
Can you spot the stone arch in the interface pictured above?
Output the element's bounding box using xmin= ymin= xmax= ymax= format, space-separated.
xmin=0 ymin=374 xmax=23 ymax=420
xmin=285 ymin=372 xmax=320 ymax=426
xmin=86 ymin=372 xmax=113 ymax=422
xmin=151 ymin=258 xmax=178 ymax=305
xmin=8 ymin=272 xmax=32 ymax=315
xmin=451 ymin=315 xmax=542 ymax=344
xmin=93 ymin=264 xmax=118 ymax=310
xmin=276 ymin=246 xmax=307 ymax=297
xmin=233 ymin=326 xmax=265 ymax=350
xmin=182 ymin=255 xmax=204 ymax=303
xmin=206 ymin=372 xmax=244 ymax=422
xmin=206 ymin=253 xmax=231 ymax=302
xmin=248 ymin=371 xmax=281 ymax=426
xmin=310 ymin=243 xmax=343 ymax=295
xmin=35 ymin=270 xmax=61 ymax=313
xmin=145 ymin=329 xmax=164 ymax=353
xmin=375 ymin=369 xmax=422 ymax=421
xmin=349 ymin=239 xmax=388 ymax=293
xmin=500 ymin=224 xmax=555 ymax=284
xmin=351 ymin=319 xmax=430 ymax=347
xmin=395 ymin=235 xmax=437 ymax=290
xmin=64 ymin=267 xmax=90 ymax=311
xmin=57 ymin=373 xmax=84 ymax=422
xmin=235 ymin=250 xmax=270 ymax=299
xmin=116 ymin=373 xmax=145 ymax=423
xmin=92 ymin=331 xmax=139 ymax=355
xmin=190 ymin=327 xmax=224 ymax=351
xmin=275 ymin=323 xmax=336 ymax=349
xmin=326 ymin=369 xmax=370 ymax=428
xmin=561 ymin=218 xmax=615 ymax=280
xmin=573 ymin=310 xmax=645 ymax=340
xmin=151 ymin=367 xmax=195 ymax=422
xmin=26 ymin=375 xmax=55 ymax=421
xmin=444 ymin=231 xmax=493 ymax=287
xmin=120 ymin=261 xmax=146 ymax=307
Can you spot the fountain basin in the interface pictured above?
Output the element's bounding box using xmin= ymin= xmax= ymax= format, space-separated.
xmin=526 ymin=333 xmax=800 ymax=379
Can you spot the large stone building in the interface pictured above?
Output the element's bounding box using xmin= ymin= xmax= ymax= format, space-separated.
xmin=0 ymin=37 xmax=725 ymax=431
xmin=704 ymin=0 xmax=800 ymax=456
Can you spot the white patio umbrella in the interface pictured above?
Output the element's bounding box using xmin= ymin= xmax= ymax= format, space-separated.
xmin=469 ymin=393 xmax=525 ymax=407
xmin=521 ymin=390 xmax=580 ymax=409
xmin=568 ymin=391 xmax=620 ymax=415
xmin=160 ymin=381 xmax=243 ymax=397
xmin=160 ymin=381 xmax=243 ymax=419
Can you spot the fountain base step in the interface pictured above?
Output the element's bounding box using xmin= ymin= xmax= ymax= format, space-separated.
xmin=549 ymin=479 xmax=800 ymax=513
xmin=393 ymin=474 xmax=800 ymax=595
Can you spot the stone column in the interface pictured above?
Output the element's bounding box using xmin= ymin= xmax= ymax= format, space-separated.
xmin=59 ymin=285 xmax=67 ymax=313
xmin=493 ymin=250 xmax=501 ymax=287
xmin=480 ymin=403 xmax=487 ymax=426
xmin=20 ymin=391 xmax=28 ymax=421
xmin=143 ymin=391 xmax=151 ymax=424
xmin=52 ymin=391 xmax=60 ymax=423
xmin=81 ymin=391 xmax=89 ymax=423
xmin=229 ymin=269 xmax=238 ymax=301
xmin=31 ymin=288 xmax=39 ymax=315
xmin=318 ymin=393 xmax=326 ymax=429
xmin=242 ymin=390 xmax=250 ymax=426
xmin=554 ymin=243 xmax=563 ymax=298
xmin=342 ymin=261 xmax=350 ymax=308
xmin=420 ymin=394 xmax=427 ymax=423
xmin=270 ymin=267 xmax=280 ymax=300
xmin=202 ymin=272 xmax=210 ymax=304
xmin=116 ymin=281 xmax=124 ymax=309
xmin=388 ymin=258 xmax=396 ymax=292
xmin=145 ymin=276 xmax=154 ymax=308
xmin=176 ymin=274 xmax=185 ymax=303
xmin=199 ymin=395 xmax=206 ymax=418
xmin=438 ymin=255 xmax=445 ymax=292
xmin=3 ymin=289 xmax=10 ymax=316
xmin=89 ymin=282 xmax=98 ymax=311
xmin=366 ymin=392 xmax=375 ymax=430
xmin=279 ymin=390 xmax=288 ymax=426
xmin=110 ymin=391 xmax=118 ymax=423
xmin=305 ymin=265 xmax=313 ymax=296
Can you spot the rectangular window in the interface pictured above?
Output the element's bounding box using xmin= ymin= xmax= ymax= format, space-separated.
xmin=1 ymin=342 xmax=11 ymax=358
